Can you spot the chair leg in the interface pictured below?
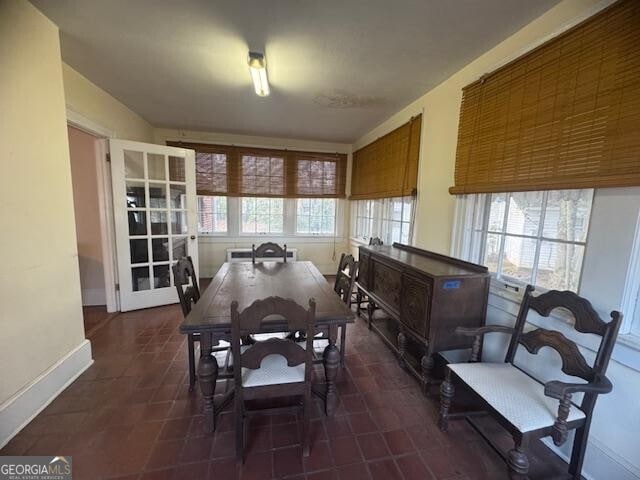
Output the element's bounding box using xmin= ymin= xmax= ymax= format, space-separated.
xmin=438 ymin=368 xmax=455 ymax=431
xmin=301 ymin=396 xmax=311 ymax=457
xmin=187 ymin=334 xmax=196 ymax=391
xmin=569 ymin=422 xmax=591 ymax=479
xmin=339 ymin=324 xmax=347 ymax=368
xmin=507 ymin=437 xmax=530 ymax=480
xmin=235 ymin=399 xmax=244 ymax=463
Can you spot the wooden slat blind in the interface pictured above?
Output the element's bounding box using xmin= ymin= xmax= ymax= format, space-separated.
xmin=167 ymin=141 xmax=347 ymax=198
xmin=451 ymin=0 xmax=640 ymax=195
xmin=351 ymin=114 xmax=422 ymax=200
xmin=289 ymin=152 xmax=347 ymax=198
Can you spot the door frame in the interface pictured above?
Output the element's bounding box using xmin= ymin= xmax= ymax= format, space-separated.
xmin=66 ymin=107 xmax=120 ymax=312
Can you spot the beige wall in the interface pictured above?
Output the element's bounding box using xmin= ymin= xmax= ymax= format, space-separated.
xmin=63 ymin=63 xmax=154 ymax=142
xmin=0 ymin=0 xmax=86 ymax=405
xmin=155 ymin=128 xmax=352 ymax=276
xmin=353 ymin=0 xmax=613 ymax=255
xmin=68 ymin=126 xmax=105 ymax=305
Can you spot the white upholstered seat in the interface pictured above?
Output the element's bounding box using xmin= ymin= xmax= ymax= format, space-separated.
xmin=241 ymin=353 xmax=305 ymax=388
xmin=449 ymin=363 xmax=585 ymax=433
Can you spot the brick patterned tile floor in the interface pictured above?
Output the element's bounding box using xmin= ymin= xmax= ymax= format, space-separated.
xmin=1 ymin=284 xmax=576 ymax=479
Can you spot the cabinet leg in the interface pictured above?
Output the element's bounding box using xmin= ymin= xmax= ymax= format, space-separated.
xmin=397 ymin=331 xmax=407 ymax=368
xmin=421 ymin=354 xmax=434 ymax=396
xmin=367 ymin=301 xmax=375 ymax=329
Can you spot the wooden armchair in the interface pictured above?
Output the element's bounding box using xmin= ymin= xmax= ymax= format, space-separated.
xmin=231 ymin=296 xmax=316 ymax=462
xmin=252 ymin=242 xmax=287 ymax=263
xmin=173 ymin=256 xmax=231 ymax=390
xmin=438 ymin=285 xmax=621 ymax=479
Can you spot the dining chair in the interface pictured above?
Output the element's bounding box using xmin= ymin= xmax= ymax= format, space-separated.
xmin=330 ymin=253 xmax=358 ymax=365
xmin=252 ymin=242 xmax=287 ymax=263
xmin=355 ymin=238 xmax=383 ymax=319
xmin=173 ymin=256 xmax=232 ymax=391
xmin=231 ymin=296 xmax=316 ymax=462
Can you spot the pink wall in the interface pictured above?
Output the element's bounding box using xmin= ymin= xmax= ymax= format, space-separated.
xmin=68 ymin=125 xmax=105 ymax=305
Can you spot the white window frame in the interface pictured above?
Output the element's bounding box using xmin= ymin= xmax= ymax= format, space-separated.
xmin=452 ymin=188 xmax=640 ymax=364
xmin=350 ymin=196 xmax=415 ymax=245
xmin=197 ymin=195 xmax=228 ymax=235
xmin=197 ymin=196 xmax=344 ymax=240
xmin=240 ymin=197 xmax=285 ymax=235
xmin=295 ymin=198 xmax=338 ymax=237
xmin=454 ymin=190 xmax=593 ymax=294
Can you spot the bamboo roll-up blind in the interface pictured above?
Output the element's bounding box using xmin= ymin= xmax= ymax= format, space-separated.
xmin=167 ymin=141 xmax=347 ymax=198
xmin=288 ymin=152 xmax=347 ymax=198
xmin=350 ymin=114 xmax=422 ymax=200
xmin=450 ymin=0 xmax=640 ymax=195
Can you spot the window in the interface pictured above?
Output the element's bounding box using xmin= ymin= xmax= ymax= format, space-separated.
xmin=354 ymin=199 xmax=376 ymax=240
xmin=197 ymin=196 xmax=227 ymax=234
xmin=467 ymin=189 xmax=594 ymax=292
xmin=241 ymin=197 xmax=284 ymax=234
xmin=351 ymin=196 xmax=414 ymax=245
xmin=296 ymin=198 xmax=336 ymax=235
xmin=240 ymin=153 xmax=285 ymax=196
xmin=380 ymin=197 xmax=413 ymax=245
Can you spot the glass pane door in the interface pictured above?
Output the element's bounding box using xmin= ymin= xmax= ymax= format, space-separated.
xmin=111 ymin=140 xmax=197 ymax=311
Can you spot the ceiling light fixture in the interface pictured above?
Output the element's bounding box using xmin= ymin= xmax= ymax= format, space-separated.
xmin=247 ymin=51 xmax=270 ymax=97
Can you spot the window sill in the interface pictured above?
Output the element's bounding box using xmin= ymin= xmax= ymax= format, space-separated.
xmin=487 ymin=279 xmax=640 ymax=373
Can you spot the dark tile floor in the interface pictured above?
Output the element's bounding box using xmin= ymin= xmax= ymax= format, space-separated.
xmin=2 ymin=293 xmax=575 ymax=479
xmin=83 ymin=305 xmax=116 ymax=338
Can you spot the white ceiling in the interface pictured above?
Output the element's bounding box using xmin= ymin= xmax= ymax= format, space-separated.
xmin=32 ymin=0 xmax=560 ymax=143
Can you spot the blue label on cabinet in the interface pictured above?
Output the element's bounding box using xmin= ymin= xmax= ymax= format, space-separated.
xmin=442 ymin=280 xmax=461 ymax=290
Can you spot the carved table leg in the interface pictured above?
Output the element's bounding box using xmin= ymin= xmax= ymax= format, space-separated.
xmin=323 ymin=325 xmax=340 ymax=416
xmin=198 ymin=332 xmax=218 ymax=434
xmin=507 ymin=438 xmax=530 ymax=480
xmin=397 ymin=331 xmax=407 ymax=368
xmin=438 ymin=368 xmax=454 ymax=431
xmin=356 ymin=289 xmax=363 ymax=315
xmin=421 ymin=353 xmax=435 ymax=396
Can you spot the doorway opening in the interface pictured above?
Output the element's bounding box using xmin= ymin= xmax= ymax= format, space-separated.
xmin=67 ymin=124 xmax=115 ymax=336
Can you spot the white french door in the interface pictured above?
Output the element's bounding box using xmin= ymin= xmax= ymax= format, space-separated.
xmin=110 ymin=140 xmax=198 ymax=311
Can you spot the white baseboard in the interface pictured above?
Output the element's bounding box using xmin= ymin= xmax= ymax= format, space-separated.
xmin=543 ymin=436 xmax=640 ymax=480
xmin=81 ymin=287 xmax=106 ymax=306
xmin=0 ymin=339 xmax=93 ymax=448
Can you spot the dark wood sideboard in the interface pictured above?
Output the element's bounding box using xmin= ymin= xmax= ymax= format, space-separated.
xmin=356 ymin=243 xmax=490 ymax=393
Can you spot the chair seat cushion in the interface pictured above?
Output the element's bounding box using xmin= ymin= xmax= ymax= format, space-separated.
xmin=448 ymin=363 xmax=586 ymax=433
xmin=241 ymin=354 xmax=305 ymax=388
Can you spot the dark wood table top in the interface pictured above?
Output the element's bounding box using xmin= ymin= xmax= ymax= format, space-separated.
xmin=180 ymin=261 xmax=354 ymax=334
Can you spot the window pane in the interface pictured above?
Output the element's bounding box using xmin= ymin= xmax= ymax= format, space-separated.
xmin=501 ymin=236 xmax=536 ymax=283
xmin=506 ymin=191 xmax=543 ymax=236
xmin=543 ymin=189 xmax=593 ymax=242
xmin=488 ymin=193 xmax=507 ymax=232
xmin=536 ymin=241 xmax=585 ymax=291
xmin=197 ymin=196 xmax=227 ymax=234
xmin=147 ymin=154 xmax=166 ymax=180
xmin=483 ymin=233 xmax=501 ymax=272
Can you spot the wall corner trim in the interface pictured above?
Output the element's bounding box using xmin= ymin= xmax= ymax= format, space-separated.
xmin=0 ymin=339 xmax=93 ymax=448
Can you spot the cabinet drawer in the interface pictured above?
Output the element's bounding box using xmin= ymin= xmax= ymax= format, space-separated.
xmin=400 ymin=273 xmax=431 ymax=337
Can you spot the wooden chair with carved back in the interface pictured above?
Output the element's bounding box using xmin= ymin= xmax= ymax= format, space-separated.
xmin=173 ymin=256 xmax=232 ymax=391
xmin=438 ymin=285 xmax=621 ymax=480
xmin=252 ymin=242 xmax=287 ymax=263
xmin=231 ymin=296 xmax=316 ymax=462
xmin=355 ymin=237 xmax=383 ymax=319
xmin=331 ymin=253 xmax=358 ymax=366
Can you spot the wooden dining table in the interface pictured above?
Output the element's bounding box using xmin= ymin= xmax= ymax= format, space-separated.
xmin=180 ymin=260 xmax=354 ymax=433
